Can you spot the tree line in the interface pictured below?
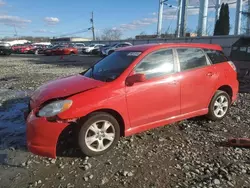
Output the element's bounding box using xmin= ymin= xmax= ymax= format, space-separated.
xmin=214 ymin=3 xmax=230 ymax=36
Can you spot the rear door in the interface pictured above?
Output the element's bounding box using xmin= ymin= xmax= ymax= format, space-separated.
xmin=175 ymin=48 xmax=218 ymax=114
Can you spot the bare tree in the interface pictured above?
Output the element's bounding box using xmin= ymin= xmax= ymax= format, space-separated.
xmin=101 ymin=28 xmax=122 ymax=40
xmin=139 ymin=31 xmax=147 ymax=35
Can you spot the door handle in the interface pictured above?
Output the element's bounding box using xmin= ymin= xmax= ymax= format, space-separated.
xmin=207 ymin=72 xmax=214 ymax=77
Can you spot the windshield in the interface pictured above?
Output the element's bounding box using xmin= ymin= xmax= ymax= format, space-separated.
xmin=82 ymin=51 xmax=141 ymax=82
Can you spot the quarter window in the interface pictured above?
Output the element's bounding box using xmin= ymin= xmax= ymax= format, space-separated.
xmin=204 ymin=49 xmax=228 ymax=64
xmin=177 ymin=48 xmax=208 ymax=71
xmin=135 ymin=49 xmax=175 ymax=79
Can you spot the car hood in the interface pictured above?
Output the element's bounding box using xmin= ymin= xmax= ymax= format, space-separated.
xmin=30 ymin=74 xmax=105 ymax=108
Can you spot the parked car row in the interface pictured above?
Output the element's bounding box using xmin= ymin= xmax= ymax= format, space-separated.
xmin=1 ymin=41 xmax=133 ymax=56
xmin=81 ymin=42 xmax=133 ymax=56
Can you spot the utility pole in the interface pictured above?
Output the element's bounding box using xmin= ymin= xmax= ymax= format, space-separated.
xmin=157 ymin=0 xmax=164 ymax=38
xmin=197 ymin=0 xmax=209 ymax=36
xmin=176 ymin=0 xmax=183 ymax=38
xmin=247 ymin=0 xmax=250 ymax=35
xmin=234 ymin=0 xmax=243 ymax=35
xmin=90 ymin=11 xmax=96 ymax=41
xmin=215 ymin=0 xmax=221 ymax=21
xmin=180 ymin=0 xmax=188 ymax=37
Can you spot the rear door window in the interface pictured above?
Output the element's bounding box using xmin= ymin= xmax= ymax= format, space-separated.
xmin=176 ymin=48 xmax=208 ymax=71
xmin=204 ymin=49 xmax=228 ymax=64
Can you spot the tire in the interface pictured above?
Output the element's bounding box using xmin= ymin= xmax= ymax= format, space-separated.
xmin=78 ymin=112 xmax=120 ymax=156
xmin=70 ymin=51 xmax=75 ymax=55
xmin=206 ymin=90 xmax=231 ymax=121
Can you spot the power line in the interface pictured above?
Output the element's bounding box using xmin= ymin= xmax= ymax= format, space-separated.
xmin=59 ymin=28 xmax=92 ymax=37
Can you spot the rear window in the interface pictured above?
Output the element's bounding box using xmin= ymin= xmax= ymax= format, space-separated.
xmin=204 ymin=49 xmax=228 ymax=64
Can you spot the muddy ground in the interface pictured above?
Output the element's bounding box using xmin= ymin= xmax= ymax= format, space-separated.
xmin=0 ymin=54 xmax=250 ymax=188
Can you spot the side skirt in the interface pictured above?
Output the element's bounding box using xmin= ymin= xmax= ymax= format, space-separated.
xmin=125 ymin=108 xmax=208 ymax=136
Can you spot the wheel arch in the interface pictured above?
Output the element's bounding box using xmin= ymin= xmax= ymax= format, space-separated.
xmin=217 ymin=85 xmax=233 ymax=100
xmin=56 ymin=108 xmax=126 ymax=156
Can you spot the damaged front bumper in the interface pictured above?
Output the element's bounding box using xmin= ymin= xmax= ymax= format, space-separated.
xmin=25 ymin=111 xmax=69 ymax=158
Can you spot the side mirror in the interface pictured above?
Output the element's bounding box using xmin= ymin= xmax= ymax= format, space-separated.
xmin=126 ymin=73 xmax=146 ymax=86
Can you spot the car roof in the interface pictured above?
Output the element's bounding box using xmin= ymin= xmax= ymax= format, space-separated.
xmin=117 ymin=43 xmax=222 ymax=52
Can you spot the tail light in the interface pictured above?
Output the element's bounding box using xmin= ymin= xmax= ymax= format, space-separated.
xmin=228 ymin=61 xmax=236 ymax=71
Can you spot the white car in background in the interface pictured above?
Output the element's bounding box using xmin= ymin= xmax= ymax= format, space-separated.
xmin=82 ymin=44 xmax=105 ymax=54
xmin=101 ymin=42 xmax=133 ymax=56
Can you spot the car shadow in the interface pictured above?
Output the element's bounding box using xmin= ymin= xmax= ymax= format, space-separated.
xmin=56 ymin=123 xmax=86 ymax=158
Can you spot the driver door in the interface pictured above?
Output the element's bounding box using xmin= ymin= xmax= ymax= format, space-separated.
xmin=125 ymin=49 xmax=181 ymax=127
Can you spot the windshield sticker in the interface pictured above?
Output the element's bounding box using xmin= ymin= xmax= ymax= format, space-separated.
xmin=127 ymin=52 xmax=141 ymax=56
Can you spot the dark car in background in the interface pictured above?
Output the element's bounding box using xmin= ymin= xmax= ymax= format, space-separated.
xmin=0 ymin=42 xmax=12 ymax=56
xmin=28 ymin=45 xmax=51 ymax=55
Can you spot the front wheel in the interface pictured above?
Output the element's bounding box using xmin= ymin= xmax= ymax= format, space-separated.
xmin=206 ymin=90 xmax=231 ymax=121
xmin=78 ymin=112 xmax=120 ymax=156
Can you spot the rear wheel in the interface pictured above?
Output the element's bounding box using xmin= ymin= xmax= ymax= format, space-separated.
xmin=78 ymin=112 xmax=120 ymax=156
xmin=206 ymin=90 xmax=230 ymax=121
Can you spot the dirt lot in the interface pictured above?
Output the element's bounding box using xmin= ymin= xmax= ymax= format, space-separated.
xmin=1 ymin=54 xmax=250 ymax=188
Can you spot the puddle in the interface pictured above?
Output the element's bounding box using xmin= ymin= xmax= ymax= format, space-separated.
xmin=0 ymin=89 xmax=32 ymax=150
xmin=0 ymin=101 xmax=28 ymax=150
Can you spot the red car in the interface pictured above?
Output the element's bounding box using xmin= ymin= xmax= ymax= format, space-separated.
xmin=19 ymin=46 xmax=33 ymax=53
xmin=44 ymin=45 xmax=78 ymax=55
xmin=25 ymin=43 xmax=238 ymax=158
xmin=12 ymin=44 xmax=31 ymax=53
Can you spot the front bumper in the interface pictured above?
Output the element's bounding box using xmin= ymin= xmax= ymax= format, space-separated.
xmin=26 ymin=111 xmax=69 ymax=158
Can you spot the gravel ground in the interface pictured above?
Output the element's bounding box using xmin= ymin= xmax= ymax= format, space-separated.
xmin=0 ymin=54 xmax=250 ymax=188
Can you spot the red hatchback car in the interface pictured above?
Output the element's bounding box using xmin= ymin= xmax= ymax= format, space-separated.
xmin=45 ymin=45 xmax=78 ymax=56
xmin=25 ymin=43 xmax=238 ymax=158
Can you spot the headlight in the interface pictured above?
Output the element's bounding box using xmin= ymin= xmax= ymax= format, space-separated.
xmin=38 ymin=100 xmax=72 ymax=117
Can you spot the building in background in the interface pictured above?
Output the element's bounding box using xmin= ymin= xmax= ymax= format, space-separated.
xmin=51 ymin=37 xmax=91 ymax=44
xmin=135 ymin=33 xmax=197 ymax=39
